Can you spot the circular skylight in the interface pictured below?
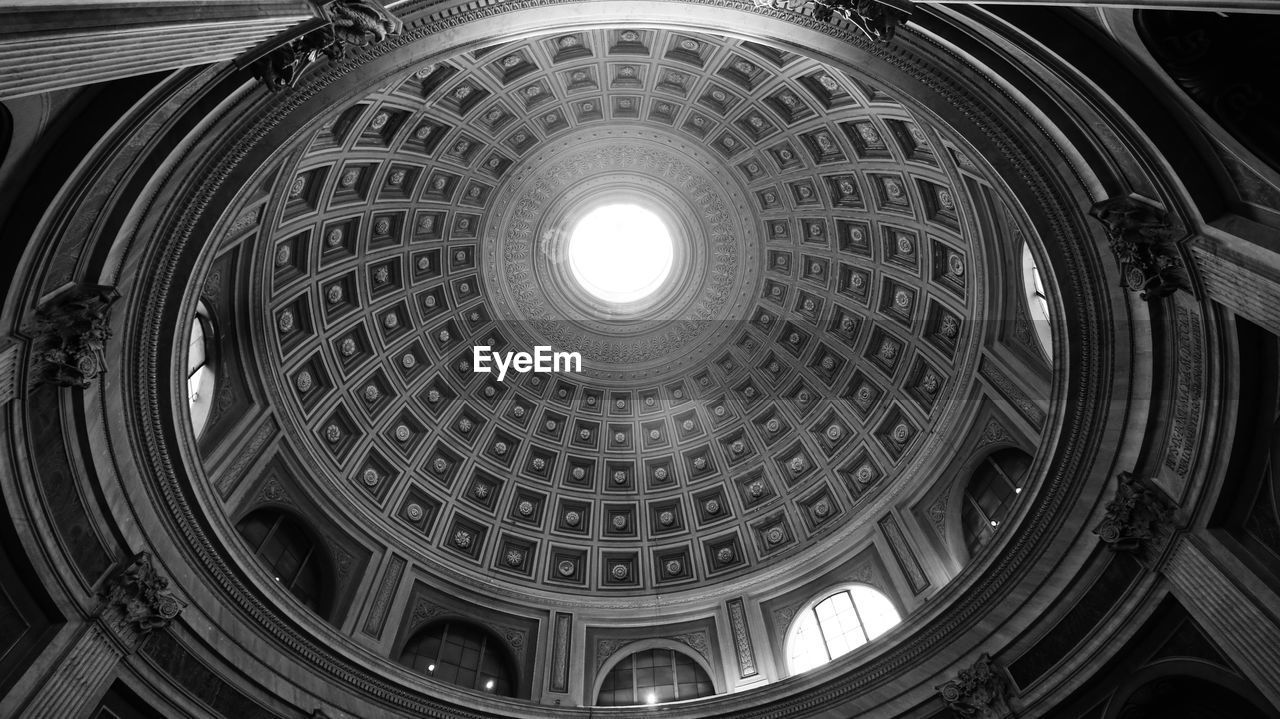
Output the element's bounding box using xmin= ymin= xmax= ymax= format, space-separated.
xmin=567 ymin=204 xmax=674 ymax=304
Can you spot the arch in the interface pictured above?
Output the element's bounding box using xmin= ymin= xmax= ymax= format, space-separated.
xmin=592 ymin=640 xmax=717 ymax=706
xmin=398 ymin=620 xmax=518 ymax=697
xmin=235 ymin=507 xmax=332 ymax=617
xmin=186 ymin=300 xmax=217 ymax=437
xmin=960 ymin=448 xmax=1033 ymax=558
xmin=784 ymin=583 xmax=902 ymax=676
xmin=1102 ymin=659 xmax=1274 ymax=719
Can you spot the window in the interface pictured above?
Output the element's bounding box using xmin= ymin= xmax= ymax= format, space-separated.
xmin=186 ymin=301 xmax=216 ymax=436
xmin=785 ymin=585 xmax=901 ymax=675
xmin=962 ymin=449 xmax=1032 ymax=555
xmin=399 ymin=621 xmax=516 ymax=697
xmin=236 ymin=509 xmax=329 ymax=615
xmin=596 ymin=647 xmax=715 ymax=706
xmin=1021 ymin=243 xmax=1053 ymax=359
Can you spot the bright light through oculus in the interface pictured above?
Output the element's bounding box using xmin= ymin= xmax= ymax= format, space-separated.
xmin=567 ymin=204 xmax=674 ymax=303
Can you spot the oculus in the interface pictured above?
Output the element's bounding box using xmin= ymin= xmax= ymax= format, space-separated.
xmin=566 ymin=203 xmax=673 ymax=304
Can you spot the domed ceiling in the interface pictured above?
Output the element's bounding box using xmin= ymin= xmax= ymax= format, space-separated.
xmin=226 ymin=27 xmax=993 ymax=598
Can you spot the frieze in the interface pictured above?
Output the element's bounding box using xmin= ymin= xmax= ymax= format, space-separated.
xmin=362 ymin=554 xmax=406 ymax=638
xmin=550 ymin=612 xmax=572 ymax=692
xmin=879 ymin=514 xmax=929 ymax=594
xmin=216 ymin=419 xmax=277 ymax=498
xmin=979 ymin=357 xmax=1046 ymax=430
xmin=752 ymin=0 xmax=912 ymax=43
xmin=726 ymin=598 xmax=758 ymax=678
xmin=250 ymin=0 xmax=404 ymax=91
xmin=926 ymin=489 xmax=950 ymax=541
xmin=1164 ymin=304 xmax=1203 ymax=478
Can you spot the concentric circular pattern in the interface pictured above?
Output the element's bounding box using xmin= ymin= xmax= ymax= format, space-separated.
xmin=486 ymin=125 xmax=759 ymax=377
xmin=247 ymin=29 xmax=988 ymax=595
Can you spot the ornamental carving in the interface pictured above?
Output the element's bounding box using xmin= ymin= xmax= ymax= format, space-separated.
xmin=937 ymin=653 xmax=1015 ymax=719
xmin=30 ymin=284 xmax=119 ymax=389
xmin=251 ymin=0 xmax=404 ymax=91
xmin=99 ymin=552 xmax=185 ymax=634
xmin=1093 ymin=471 xmax=1175 ymax=553
xmin=753 ymin=0 xmax=912 ymax=43
xmin=1088 ymin=196 xmax=1186 ymax=301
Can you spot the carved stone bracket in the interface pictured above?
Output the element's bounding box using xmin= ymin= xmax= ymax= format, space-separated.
xmin=1088 ymin=195 xmax=1187 ymax=301
xmin=1093 ymin=471 xmax=1176 ymax=554
xmin=249 ymin=0 xmax=404 ymax=91
xmin=752 ymin=0 xmax=912 ymax=43
xmin=937 ymin=653 xmax=1015 ymax=719
xmin=99 ymin=552 xmax=185 ymax=636
xmin=30 ymin=283 xmax=119 ymax=389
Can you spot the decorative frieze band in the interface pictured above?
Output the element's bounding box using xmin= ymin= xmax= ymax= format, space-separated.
xmin=726 ymin=598 xmax=758 ymax=678
xmin=361 ymin=554 xmax=405 ymax=638
xmin=245 ymin=0 xmax=404 ymax=91
xmin=879 ymin=513 xmax=930 ymax=594
xmin=550 ymin=612 xmax=572 ymax=693
xmin=751 ymin=0 xmax=912 ymax=43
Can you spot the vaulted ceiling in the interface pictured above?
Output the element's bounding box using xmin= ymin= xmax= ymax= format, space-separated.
xmin=212 ymin=28 xmax=1006 ymax=599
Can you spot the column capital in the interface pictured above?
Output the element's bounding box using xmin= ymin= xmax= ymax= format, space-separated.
xmin=937 ymin=653 xmax=1016 ymax=719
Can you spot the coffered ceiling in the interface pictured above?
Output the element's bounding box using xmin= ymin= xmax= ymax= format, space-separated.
xmin=216 ymin=27 xmax=998 ymax=597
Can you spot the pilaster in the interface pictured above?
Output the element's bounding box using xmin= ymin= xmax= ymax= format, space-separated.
xmin=1162 ymin=533 xmax=1280 ymax=710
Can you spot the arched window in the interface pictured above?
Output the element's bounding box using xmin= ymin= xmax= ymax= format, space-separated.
xmin=596 ymin=647 xmax=715 ymax=706
xmin=186 ymin=301 xmax=217 ymax=436
xmin=1021 ymin=243 xmax=1053 ymax=359
xmin=236 ymin=509 xmax=329 ymax=615
xmin=962 ymin=449 xmax=1032 ymax=555
xmin=399 ymin=621 xmax=517 ymax=697
xmin=785 ymin=585 xmax=901 ymax=675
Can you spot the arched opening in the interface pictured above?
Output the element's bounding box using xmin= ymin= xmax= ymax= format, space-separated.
xmin=595 ymin=646 xmax=715 ymax=706
xmin=1021 ymin=242 xmax=1053 ymax=359
xmin=1113 ymin=673 xmax=1273 ymax=719
xmin=235 ymin=508 xmax=331 ymax=616
xmin=962 ymin=448 xmax=1033 ymax=556
xmin=398 ymin=620 xmax=517 ymax=697
xmin=785 ymin=584 xmax=902 ymax=675
xmin=186 ymin=300 xmax=217 ymax=437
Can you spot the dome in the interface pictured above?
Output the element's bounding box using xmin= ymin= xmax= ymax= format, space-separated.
xmin=234 ymin=28 xmax=996 ymax=604
xmin=3 ymin=2 xmax=1277 ymax=719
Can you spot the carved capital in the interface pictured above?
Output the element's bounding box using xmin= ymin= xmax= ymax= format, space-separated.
xmin=252 ymin=0 xmax=403 ymax=91
xmin=30 ymin=284 xmax=119 ymax=389
xmin=1093 ymin=471 xmax=1175 ymax=553
xmin=99 ymin=552 xmax=185 ymax=635
xmin=937 ymin=653 xmax=1015 ymax=719
xmin=753 ymin=0 xmax=912 ymax=43
xmin=1088 ymin=195 xmax=1186 ymax=301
